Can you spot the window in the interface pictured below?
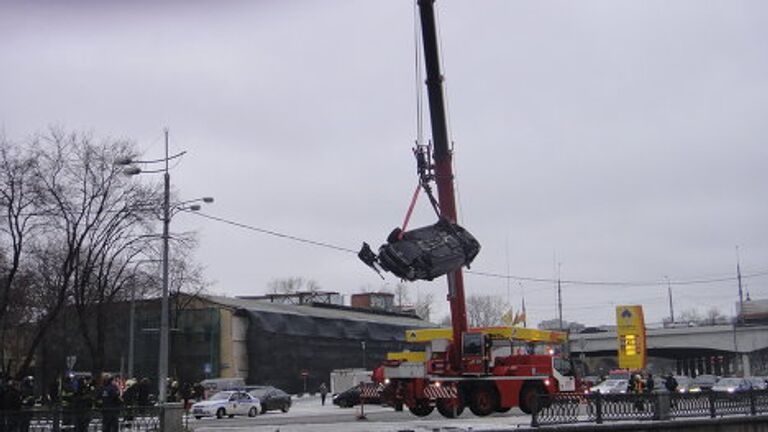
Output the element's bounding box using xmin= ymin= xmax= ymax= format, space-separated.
xmin=463 ymin=333 xmax=483 ymax=356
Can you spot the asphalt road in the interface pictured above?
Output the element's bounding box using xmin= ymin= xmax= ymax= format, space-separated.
xmin=188 ymin=396 xmax=532 ymax=432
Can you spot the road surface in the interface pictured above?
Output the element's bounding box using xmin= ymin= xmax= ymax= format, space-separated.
xmin=188 ymin=395 xmax=532 ymax=432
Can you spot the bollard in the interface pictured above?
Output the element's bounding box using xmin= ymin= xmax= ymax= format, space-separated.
xmin=595 ymin=392 xmax=603 ymax=424
xmin=654 ymin=392 xmax=670 ymax=421
xmin=531 ymin=395 xmax=539 ymax=427
xmin=52 ymin=406 xmax=61 ymax=432
xmin=708 ymin=391 xmax=716 ymax=418
xmin=160 ymin=402 xmax=184 ymax=432
xmin=749 ymin=388 xmax=756 ymax=416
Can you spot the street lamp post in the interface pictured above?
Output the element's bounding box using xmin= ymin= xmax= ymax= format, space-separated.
xmin=116 ymin=128 xmax=212 ymax=404
xmin=665 ymin=275 xmax=675 ymax=325
xmin=128 ymin=259 xmax=162 ymax=380
xmin=361 ymin=340 xmax=366 ymax=370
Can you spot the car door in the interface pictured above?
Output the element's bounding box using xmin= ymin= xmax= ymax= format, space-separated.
xmin=238 ymin=392 xmax=252 ymax=415
xmin=264 ymin=389 xmax=275 ymax=410
xmin=227 ymin=393 xmax=239 ymax=415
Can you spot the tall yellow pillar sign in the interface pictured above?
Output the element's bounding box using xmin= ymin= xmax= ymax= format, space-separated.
xmin=616 ymin=305 xmax=646 ymax=370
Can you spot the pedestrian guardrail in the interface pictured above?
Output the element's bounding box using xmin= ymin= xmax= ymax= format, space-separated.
xmin=0 ymin=406 xmax=162 ymax=432
xmin=532 ymin=389 xmax=768 ymax=427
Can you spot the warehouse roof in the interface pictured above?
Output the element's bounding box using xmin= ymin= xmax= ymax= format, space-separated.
xmin=199 ymin=294 xmax=434 ymax=328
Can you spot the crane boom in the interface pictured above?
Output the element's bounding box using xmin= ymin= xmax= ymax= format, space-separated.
xmin=417 ymin=0 xmax=467 ymax=372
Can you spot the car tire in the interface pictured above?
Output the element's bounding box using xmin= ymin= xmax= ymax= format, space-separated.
xmin=216 ymin=408 xmax=225 ymax=419
xmin=228 ymin=414 xmax=235 ymax=418
xmin=261 ymin=406 xmax=268 ymax=414
xmin=194 ymin=416 xmax=202 ymax=420
xmin=248 ymin=407 xmax=258 ymax=417
xmin=281 ymin=404 xmax=289 ymax=413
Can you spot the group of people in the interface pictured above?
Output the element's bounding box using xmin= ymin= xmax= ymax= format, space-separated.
xmin=626 ymin=372 xmax=678 ymax=394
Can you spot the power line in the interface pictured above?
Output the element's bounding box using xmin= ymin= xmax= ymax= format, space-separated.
xmin=185 ymin=211 xmax=768 ymax=288
xmin=465 ymin=268 xmax=768 ymax=288
xmin=188 ymin=211 xmax=358 ymax=254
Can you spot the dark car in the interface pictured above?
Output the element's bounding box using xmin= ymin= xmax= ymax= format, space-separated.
xmin=332 ymin=385 xmax=381 ymax=408
xmin=690 ymin=374 xmax=719 ymax=392
xmin=247 ymin=386 xmax=291 ymax=413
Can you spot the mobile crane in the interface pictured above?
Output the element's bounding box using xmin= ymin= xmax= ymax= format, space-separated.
xmin=371 ymin=0 xmax=578 ymax=418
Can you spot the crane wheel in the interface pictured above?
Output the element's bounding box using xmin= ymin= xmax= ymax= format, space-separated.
xmin=436 ymin=398 xmax=464 ymax=418
xmin=468 ymin=384 xmax=499 ymax=417
xmin=408 ymin=401 xmax=434 ymax=417
xmin=519 ymin=383 xmax=546 ymax=415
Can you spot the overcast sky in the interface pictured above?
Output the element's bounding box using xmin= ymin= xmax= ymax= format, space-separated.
xmin=2 ymin=0 xmax=766 ymax=327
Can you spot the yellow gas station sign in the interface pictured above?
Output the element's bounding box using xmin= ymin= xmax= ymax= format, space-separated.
xmin=616 ymin=305 xmax=646 ymax=370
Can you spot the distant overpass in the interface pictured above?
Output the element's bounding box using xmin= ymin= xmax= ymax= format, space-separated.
xmin=569 ymin=324 xmax=768 ymax=376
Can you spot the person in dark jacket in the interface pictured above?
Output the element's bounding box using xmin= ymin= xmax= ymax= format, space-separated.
xmin=318 ymin=383 xmax=328 ymax=406
xmin=4 ymin=379 xmax=22 ymax=432
xmin=99 ymin=375 xmax=122 ymax=432
xmin=646 ymin=373 xmax=655 ymax=393
xmin=72 ymin=378 xmax=93 ymax=432
xmin=18 ymin=376 xmax=36 ymax=432
xmin=137 ymin=378 xmax=151 ymax=407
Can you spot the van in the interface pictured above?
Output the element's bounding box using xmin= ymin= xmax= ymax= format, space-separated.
xmin=200 ymin=378 xmax=246 ymax=399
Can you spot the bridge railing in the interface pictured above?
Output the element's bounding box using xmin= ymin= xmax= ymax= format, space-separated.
xmin=0 ymin=404 xmax=186 ymax=432
xmin=532 ymin=389 xmax=768 ymax=427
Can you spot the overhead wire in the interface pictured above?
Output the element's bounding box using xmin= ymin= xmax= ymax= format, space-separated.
xmin=183 ymin=210 xmax=768 ymax=289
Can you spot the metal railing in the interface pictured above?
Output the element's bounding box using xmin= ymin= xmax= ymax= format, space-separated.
xmin=0 ymin=406 xmax=161 ymax=432
xmin=532 ymin=389 xmax=768 ymax=427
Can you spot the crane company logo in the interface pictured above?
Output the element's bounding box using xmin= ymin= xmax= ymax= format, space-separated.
xmin=409 ymin=331 xmax=418 ymax=339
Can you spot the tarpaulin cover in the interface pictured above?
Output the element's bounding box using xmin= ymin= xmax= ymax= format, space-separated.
xmin=240 ymin=307 xmax=429 ymax=394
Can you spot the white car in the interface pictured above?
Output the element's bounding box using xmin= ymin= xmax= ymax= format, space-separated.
xmin=588 ymin=379 xmax=628 ymax=394
xmin=191 ymin=391 xmax=261 ymax=419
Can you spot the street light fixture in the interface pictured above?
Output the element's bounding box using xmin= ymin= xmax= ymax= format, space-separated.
xmin=116 ymin=128 xmax=212 ymax=404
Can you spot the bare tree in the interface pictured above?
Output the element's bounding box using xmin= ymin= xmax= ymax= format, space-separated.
xmin=466 ymin=294 xmax=508 ymax=328
xmin=392 ymin=283 xmax=409 ymax=309
xmin=268 ymin=277 xmax=320 ymax=294
xmin=703 ymin=307 xmax=727 ymax=326
xmin=678 ymin=308 xmax=703 ymax=325
xmin=16 ymin=130 xmax=159 ymax=376
xmin=0 ymin=139 xmax=41 ymax=349
xmin=438 ymin=315 xmax=451 ymax=327
xmin=414 ymin=292 xmax=434 ymax=321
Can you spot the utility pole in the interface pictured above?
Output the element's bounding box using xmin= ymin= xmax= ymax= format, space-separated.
xmin=557 ymin=263 xmax=563 ymax=331
xmin=736 ymin=246 xmax=744 ymax=325
xmin=158 ymin=128 xmax=171 ymax=404
xmin=665 ymin=276 xmax=674 ymax=324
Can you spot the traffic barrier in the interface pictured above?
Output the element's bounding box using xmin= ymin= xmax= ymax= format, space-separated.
xmin=0 ymin=405 xmax=163 ymax=431
xmin=532 ymin=389 xmax=768 ymax=427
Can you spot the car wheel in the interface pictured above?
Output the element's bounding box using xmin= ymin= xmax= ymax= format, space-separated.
xmin=216 ymin=408 xmax=225 ymax=419
xmin=194 ymin=416 xmax=202 ymax=420
xmin=228 ymin=414 xmax=235 ymax=418
xmin=261 ymin=405 xmax=268 ymax=414
xmin=248 ymin=407 xmax=258 ymax=417
xmin=281 ymin=403 xmax=290 ymax=413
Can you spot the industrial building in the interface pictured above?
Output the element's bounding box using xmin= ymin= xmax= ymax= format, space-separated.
xmin=32 ymin=291 xmax=430 ymax=394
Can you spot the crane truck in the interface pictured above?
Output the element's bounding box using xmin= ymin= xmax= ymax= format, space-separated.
xmin=370 ymin=0 xmax=579 ymax=418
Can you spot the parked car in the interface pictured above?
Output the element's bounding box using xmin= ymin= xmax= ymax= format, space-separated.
xmin=199 ymin=378 xmax=246 ymax=399
xmin=588 ymin=379 xmax=628 ymax=394
xmin=332 ymin=384 xmax=381 ymax=408
xmin=191 ymin=391 xmax=261 ymax=419
xmin=247 ymin=386 xmax=292 ymax=413
xmin=746 ymin=377 xmax=768 ymax=390
xmin=690 ymin=374 xmax=719 ymax=392
xmin=712 ymin=377 xmax=751 ymax=393
xmin=673 ymin=376 xmax=694 ymax=393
